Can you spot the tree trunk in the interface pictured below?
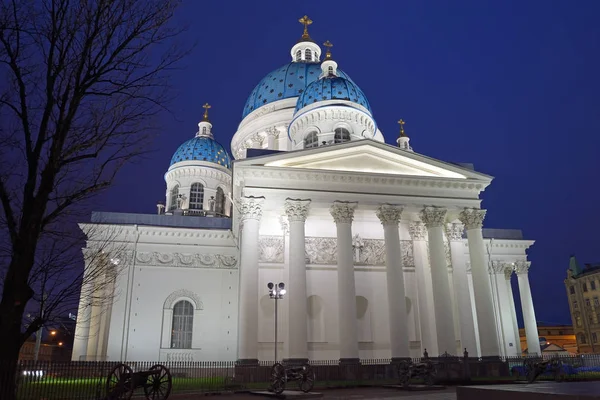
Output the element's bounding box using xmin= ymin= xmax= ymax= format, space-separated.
xmin=0 ymin=318 xmax=24 ymax=400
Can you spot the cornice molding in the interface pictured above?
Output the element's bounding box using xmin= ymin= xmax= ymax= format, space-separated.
xmin=165 ymin=165 xmax=232 ymax=183
xmin=234 ymin=166 xmax=487 ymax=194
xmin=137 ymin=252 xmax=237 ymax=269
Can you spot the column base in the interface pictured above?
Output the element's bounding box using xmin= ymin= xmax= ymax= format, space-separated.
xmin=282 ymin=358 xmax=309 ymax=366
xmin=339 ymin=358 xmax=361 ymax=365
xmin=236 ymin=358 xmax=259 ymax=366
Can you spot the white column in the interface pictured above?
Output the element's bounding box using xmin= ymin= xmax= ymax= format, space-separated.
xmin=237 ymin=196 xmax=265 ymax=363
xmin=515 ymin=260 xmax=541 ymax=355
xmin=376 ymin=204 xmax=410 ymax=360
xmin=330 ymin=201 xmax=359 ymax=362
xmin=446 ymin=223 xmax=478 ymax=356
xmin=489 ymin=261 xmax=508 ymax=357
xmin=72 ymin=265 xmax=93 ymax=361
xmin=459 ymin=208 xmax=500 ymax=357
xmin=266 ymin=127 xmax=278 ymax=150
xmin=284 ymin=198 xmax=311 ymax=361
xmin=505 ymin=267 xmax=522 ymax=355
xmin=420 ymin=207 xmax=456 ymax=355
xmin=409 ymin=222 xmax=438 ymax=356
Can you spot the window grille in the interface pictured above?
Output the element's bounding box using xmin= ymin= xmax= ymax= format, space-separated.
xmin=296 ymin=50 xmax=302 ymax=61
xmin=305 ymin=49 xmax=312 ymax=61
xmin=304 ymin=132 xmax=319 ymax=148
xmin=334 ymin=128 xmax=351 ymax=143
xmin=169 ymin=185 xmax=179 ymax=211
xmin=171 ymin=300 xmax=193 ymax=349
xmin=189 ymin=183 xmax=204 ymax=210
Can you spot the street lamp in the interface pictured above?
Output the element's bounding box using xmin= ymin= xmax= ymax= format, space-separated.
xmin=268 ymin=282 xmax=286 ymax=362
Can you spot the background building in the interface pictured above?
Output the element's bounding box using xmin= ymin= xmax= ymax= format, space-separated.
xmin=565 ymin=255 xmax=600 ymax=353
xmin=519 ymin=323 xmax=576 ymax=355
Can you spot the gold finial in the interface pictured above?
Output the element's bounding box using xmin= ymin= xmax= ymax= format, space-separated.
xmin=398 ymin=119 xmax=407 ymax=137
xmin=202 ymin=103 xmax=211 ymax=121
xmin=323 ymin=40 xmax=333 ymax=59
xmin=299 ymin=15 xmax=313 ymax=39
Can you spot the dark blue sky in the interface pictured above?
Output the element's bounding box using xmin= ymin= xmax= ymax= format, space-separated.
xmin=100 ymin=1 xmax=600 ymax=326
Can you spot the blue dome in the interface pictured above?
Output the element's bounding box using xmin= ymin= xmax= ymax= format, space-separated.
xmin=295 ymin=75 xmax=371 ymax=114
xmin=242 ymin=62 xmax=355 ymax=118
xmin=170 ymin=136 xmax=231 ymax=168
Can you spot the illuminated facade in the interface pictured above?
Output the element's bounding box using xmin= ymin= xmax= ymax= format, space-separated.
xmin=72 ymin=17 xmax=541 ymax=363
xmin=565 ymin=256 xmax=600 ymax=353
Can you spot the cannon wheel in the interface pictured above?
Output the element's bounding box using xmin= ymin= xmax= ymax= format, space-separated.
xmin=298 ymin=364 xmax=315 ymax=393
xmin=397 ymin=363 xmax=411 ymax=388
xmin=144 ymin=364 xmax=172 ymax=400
xmin=106 ymin=363 xmax=134 ymax=400
xmin=270 ymin=363 xmax=286 ymax=395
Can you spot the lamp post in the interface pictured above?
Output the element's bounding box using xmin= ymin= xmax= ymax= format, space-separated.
xmin=268 ymin=282 xmax=286 ymax=362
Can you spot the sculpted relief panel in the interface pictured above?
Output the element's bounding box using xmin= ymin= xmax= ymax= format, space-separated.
xmin=258 ymin=236 xmax=415 ymax=267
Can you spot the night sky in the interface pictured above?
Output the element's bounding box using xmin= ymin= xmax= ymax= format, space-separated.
xmin=97 ymin=1 xmax=600 ymax=326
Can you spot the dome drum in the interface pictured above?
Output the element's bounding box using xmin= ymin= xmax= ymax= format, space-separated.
xmin=289 ymin=105 xmax=378 ymax=150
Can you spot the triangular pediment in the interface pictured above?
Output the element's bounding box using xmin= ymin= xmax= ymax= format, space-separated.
xmin=239 ymin=140 xmax=491 ymax=181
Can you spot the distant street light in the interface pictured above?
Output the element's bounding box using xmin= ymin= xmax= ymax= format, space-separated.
xmin=50 ymin=331 xmax=56 ymax=336
xmin=267 ymin=282 xmax=286 ymax=362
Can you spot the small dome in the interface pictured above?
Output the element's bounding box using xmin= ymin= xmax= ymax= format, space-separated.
xmin=242 ymin=62 xmax=355 ymax=118
xmin=170 ymin=136 xmax=231 ymax=168
xmin=295 ymin=75 xmax=371 ymax=114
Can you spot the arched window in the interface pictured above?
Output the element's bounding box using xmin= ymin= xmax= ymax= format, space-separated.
xmin=305 ymin=49 xmax=312 ymax=61
xmin=202 ymin=127 xmax=207 ymax=135
xmin=579 ymin=332 xmax=587 ymax=344
xmin=189 ymin=183 xmax=204 ymax=210
xmin=215 ymin=187 xmax=225 ymax=215
xmin=169 ymin=185 xmax=179 ymax=211
xmin=171 ymin=300 xmax=193 ymax=349
xmin=334 ymin=128 xmax=351 ymax=143
xmin=328 ymin=66 xmax=334 ymax=75
xmin=295 ymin=50 xmax=302 ymax=62
xmin=304 ymin=132 xmax=319 ymax=148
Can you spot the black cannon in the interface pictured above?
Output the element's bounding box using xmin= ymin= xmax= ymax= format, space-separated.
xmin=105 ymin=363 xmax=172 ymax=400
xmin=523 ymin=358 xmax=564 ymax=383
xmin=270 ymin=362 xmax=315 ymax=395
xmin=397 ymin=360 xmax=437 ymax=387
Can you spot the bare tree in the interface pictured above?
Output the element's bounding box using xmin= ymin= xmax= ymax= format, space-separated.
xmin=0 ymin=0 xmax=187 ymax=397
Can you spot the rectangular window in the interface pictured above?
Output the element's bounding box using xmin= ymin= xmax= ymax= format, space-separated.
xmin=593 ymin=281 xmax=597 ymax=290
xmin=570 ymin=286 xmax=575 ymax=295
xmin=594 ymin=333 xmax=598 ymax=343
xmin=584 ymin=283 xmax=588 ymax=292
xmin=586 ymin=298 xmax=591 ymax=307
xmin=559 ymin=331 xmax=564 ymax=335
xmin=595 ymin=297 xmax=599 ymax=307
xmin=574 ymin=301 xmax=578 ymax=309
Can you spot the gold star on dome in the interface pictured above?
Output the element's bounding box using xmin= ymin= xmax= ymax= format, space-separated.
xmin=202 ymin=103 xmax=211 ymax=122
xmin=299 ymin=15 xmax=313 ymax=40
xmin=398 ymin=119 xmax=407 ymax=137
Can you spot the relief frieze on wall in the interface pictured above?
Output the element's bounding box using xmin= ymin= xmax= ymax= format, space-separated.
xmin=135 ymin=252 xmax=237 ymax=269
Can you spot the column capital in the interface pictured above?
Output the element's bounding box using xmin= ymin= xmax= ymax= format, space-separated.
xmin=459 ymin=208 xmax=487 ymax=230
xmin=409 ymin=221 xmax=427 ymax=241
xmin=265 ymin=126 xmax=279 ymax=137
xmin=504 ymin=265 xmax=515 ymax=281
xmin=375 ymin=204 xmax=404 ymax=226
xmin=330 ymin=201 xmax=358 ymax=224
xmin=240 ymin=196 xmax=265 ymax=221
xmin=284 ymin=198 xmax=311 ymax=222
xmin=420 ymin=206 xmax=447 ymax=228
xmin=489 ymin=260 xmax=505 ymax=274
xmin=515 ymin=260 xmax=531 ymax=275
xmin=445 ymin=223 xmax=464 ymax=242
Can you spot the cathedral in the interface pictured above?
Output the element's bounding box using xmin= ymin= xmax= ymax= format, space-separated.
xmin=72 ymin=16 xmax=541 ymax=363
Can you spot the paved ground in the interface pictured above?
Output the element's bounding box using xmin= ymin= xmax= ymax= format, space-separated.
xmin=171 ymin=387 xmax=458 ymax=400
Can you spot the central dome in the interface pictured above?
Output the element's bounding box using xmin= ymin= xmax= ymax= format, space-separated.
xmin=242 ymin=62 xmax=355 ymax=118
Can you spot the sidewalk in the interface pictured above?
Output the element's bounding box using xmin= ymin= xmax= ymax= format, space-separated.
xmin=170 ymin=387 xmax=457 ymax=400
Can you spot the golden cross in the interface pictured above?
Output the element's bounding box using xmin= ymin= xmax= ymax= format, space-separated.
xmin=398 ymin=119 xmax=406 ymax=137
xmin=202 ymin=102 xmax=211 ymax=121
xmin=323 ymin=40 xmax=333 ymax=58
xmin=299 ymin=15 xmax=313 ymax=38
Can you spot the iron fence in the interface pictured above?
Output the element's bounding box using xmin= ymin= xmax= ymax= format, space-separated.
xmin=3 ymin=354 xmax=600 ymax=399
